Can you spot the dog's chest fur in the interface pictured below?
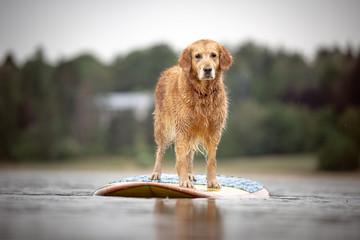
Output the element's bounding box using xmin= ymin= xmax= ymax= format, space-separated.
xmin=175 ymin=80 xmax=227 ymax=137
xmin=154 ymin=66 xmax=228 ymax=146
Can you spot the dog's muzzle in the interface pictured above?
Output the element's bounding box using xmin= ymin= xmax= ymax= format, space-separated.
xmin=200 ymin=66 xmax=215 ymax=80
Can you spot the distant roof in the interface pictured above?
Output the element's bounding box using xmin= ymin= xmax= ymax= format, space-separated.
xmin=94 ymin=92 xmax=154 ymax=121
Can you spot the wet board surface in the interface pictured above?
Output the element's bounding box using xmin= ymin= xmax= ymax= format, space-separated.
xmin=93 ymin=174 xmax=270 ymax=199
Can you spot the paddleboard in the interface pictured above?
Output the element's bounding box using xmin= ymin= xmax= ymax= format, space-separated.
xmin=93 ymin=174 xmax=269 ymax=199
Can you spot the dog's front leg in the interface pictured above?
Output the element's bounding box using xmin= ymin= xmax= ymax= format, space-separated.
xmin=206 ymin=143 xmax=221 ymax=188
xmin=175 ymin=144 xmax=193 ymax=188
xmin=187 ymin=149 xmax=196 ymax=181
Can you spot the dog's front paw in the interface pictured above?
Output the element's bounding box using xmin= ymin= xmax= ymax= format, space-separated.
xmin=188 ymin=173 xmax=197 ymax=181
xmin=207 ymin=178 xmax=221 ymax=189
xmin=179 ymin=178 xmax=194 ymax=188
xmin=149 ymin=172 xmax=161 ymax=180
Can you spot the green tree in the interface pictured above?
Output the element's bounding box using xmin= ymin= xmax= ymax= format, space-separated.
xmin=218 ymin=100 xmax=267 ymax=157
xmin=218 ymin=100 xmax=315 ymax=157
xmin=260 ymin=103 xmax=309 ymax=154
xmin=14 ymin=48 xmax=56 ymax=159
xmin=0 ymin=54 xmax=22 ymax=160
xmin=313 ymin=47 xmax=357 ymax=109
xmin=228 ymin=42 xmax=275 ymax=102
xmin=339 ymin=107 xmax=360 ymax=146
xmin=227 ymin=42 xmax=313 ymax=103
xmin=335 ymin=52 xmax=360 ymax=108
xmin=52 ymin=54 xmax=110 ymax=156
xmin=112 ymin=44 xmax=177 ymax=91
xmin=318 ymin=130 xmax=359 ymax=171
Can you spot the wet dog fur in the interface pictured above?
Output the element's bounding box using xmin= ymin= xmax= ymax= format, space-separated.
xmin=150 ymin=39 xmax=232 ymax=188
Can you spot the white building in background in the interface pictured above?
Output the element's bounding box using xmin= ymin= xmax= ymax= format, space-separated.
xmin=94 ymin=92 xmax=154 ymax=126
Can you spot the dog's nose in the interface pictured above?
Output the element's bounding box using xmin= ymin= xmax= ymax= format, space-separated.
xmin=203 ymin=66 xmax=212 ymax=74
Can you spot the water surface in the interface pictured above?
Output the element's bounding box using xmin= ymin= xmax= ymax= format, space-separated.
xmin=0 ymin=170 xmax=359 ymax=240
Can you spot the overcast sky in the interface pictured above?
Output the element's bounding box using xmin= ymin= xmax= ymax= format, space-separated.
xmin=1 ymin=0 xmax=359 ymax=64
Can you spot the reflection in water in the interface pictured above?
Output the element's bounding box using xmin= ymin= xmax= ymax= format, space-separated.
xmin=154 ymin=199 xmax=223 ymax=240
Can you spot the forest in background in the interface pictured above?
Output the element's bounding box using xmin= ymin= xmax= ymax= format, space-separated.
xmin=0 ymin=41 xmax=359 ymax=171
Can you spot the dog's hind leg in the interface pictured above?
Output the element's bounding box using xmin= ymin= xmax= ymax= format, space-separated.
xmin=150 ymin=146 xmax=164 ymax=180
xmin=187 ymin=149 xmax=196 ymax=181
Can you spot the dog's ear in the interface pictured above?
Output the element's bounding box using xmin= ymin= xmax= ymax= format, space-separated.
xmin=178 ymin=47 xmax=192 ymax=74
xmin=219 ymin=45 xmax=232 ymax=71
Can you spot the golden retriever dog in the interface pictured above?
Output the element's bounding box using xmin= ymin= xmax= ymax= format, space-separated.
xmin=150 ymin=39 xmax=232 ymax=188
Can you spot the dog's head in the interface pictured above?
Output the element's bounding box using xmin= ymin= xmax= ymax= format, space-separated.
xmin=179 ymin=39 xmax=232 ymax=80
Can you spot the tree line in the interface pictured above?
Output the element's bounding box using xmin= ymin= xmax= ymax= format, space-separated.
xmin=0 ymin=42 xmax=359 ymax=170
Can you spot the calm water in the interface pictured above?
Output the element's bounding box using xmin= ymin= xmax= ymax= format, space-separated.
xmin=0 ymin=170 xmax=359 ymax=240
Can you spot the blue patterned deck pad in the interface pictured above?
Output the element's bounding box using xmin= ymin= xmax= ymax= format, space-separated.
xmin=110 ymin=174 xmax=264 ymax=193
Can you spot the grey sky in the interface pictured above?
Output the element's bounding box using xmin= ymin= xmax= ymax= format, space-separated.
xmin=0 ymin=0 xmax=359 ymax=64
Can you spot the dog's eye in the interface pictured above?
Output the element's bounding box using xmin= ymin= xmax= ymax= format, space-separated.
xmin=211 ymin=53 xmax=217 ymax=58
xmin=195 ymin=54 xmax=202 ymax=59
